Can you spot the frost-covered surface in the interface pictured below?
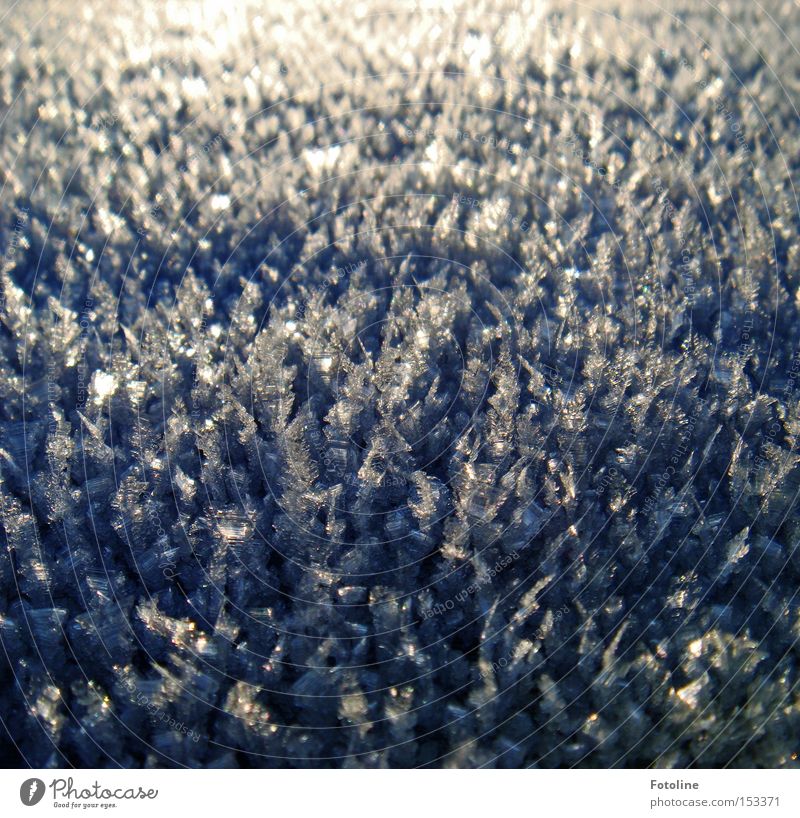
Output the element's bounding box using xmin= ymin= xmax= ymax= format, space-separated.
xmin=1 ymin=0 xmax=800 ymax=768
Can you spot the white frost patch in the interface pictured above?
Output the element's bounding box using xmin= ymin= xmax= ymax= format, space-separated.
xmin=92 ymin=372 xmax=117 ymax=403
xmin=181 ymin=76 xmax=208 ymax=99
xmin=304 ymin=145 xmax=341 ymax=173
xmin=464 ymin=32 xmax=491 ymax=71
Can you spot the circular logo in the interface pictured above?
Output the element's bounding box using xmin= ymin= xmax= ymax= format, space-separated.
xmin=20 ymin=779 xmax=45 ymax=806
